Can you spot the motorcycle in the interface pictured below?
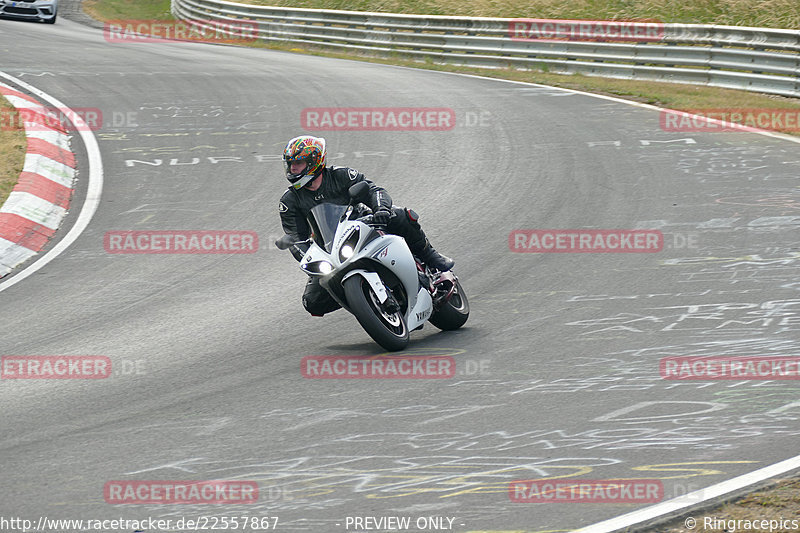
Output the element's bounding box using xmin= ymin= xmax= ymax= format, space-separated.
xmin=276 ymin=181 xmax=469 ymax=351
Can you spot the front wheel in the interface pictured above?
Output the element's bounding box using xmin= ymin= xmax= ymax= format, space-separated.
xmin=429 ymin=279 xmax=469 ymax=330
xmin=343 ymin=275 xmax=409 ymax=351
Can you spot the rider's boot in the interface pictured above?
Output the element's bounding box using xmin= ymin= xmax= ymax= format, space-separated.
xmin=415 ymin=240 xmax=455 ymax=272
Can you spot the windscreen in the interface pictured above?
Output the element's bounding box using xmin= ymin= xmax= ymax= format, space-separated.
xmin=308 ymin=203 xmax=348 ymax=253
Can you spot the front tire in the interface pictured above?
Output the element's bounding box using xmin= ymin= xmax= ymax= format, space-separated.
xmin=429 ymin=279 xmax=469 ymax=330
xmin=43 ymin=15 xmax=57 ymax=24
xmin=343 ymin=275 xmax=409 ymax=351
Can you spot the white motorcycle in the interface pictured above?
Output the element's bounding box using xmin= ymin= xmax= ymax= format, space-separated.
xmin=276 ymin=182 xmax=469 ymax=351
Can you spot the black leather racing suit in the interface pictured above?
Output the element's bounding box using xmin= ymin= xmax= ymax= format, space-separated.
xmin=279 ymin=165 xmax=428 ymax=316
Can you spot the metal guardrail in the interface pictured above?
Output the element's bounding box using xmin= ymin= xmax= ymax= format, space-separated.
xmin=171 ymin=0 xmax=800 ymax=98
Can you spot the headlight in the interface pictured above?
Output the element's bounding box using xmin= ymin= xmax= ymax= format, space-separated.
xmin=338 ymin=227 xmax=361 ymax=262
xmin=302 ymin=260 xmax=333 ymax=275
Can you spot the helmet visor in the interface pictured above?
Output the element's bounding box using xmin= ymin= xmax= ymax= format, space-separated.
xmin=284 ymin=158 xmax=309 ymax=183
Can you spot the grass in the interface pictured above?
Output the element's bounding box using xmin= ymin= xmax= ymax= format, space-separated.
xmin=654 ymin=477 xmax=800 ymax=533
xmin=82 ymin=0 xmax=172 ymax=21
xmin=0 ymin=95 xmax=26 ymax=205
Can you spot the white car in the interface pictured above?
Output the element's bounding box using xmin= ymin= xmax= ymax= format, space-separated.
xmin=0 ymin=0 xmax=57 ymax=24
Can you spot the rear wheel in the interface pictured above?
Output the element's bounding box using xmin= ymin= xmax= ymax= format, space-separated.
xmin=343 ymin=275 xmax=409 ymax=351
xmin=429 ymin=279 xmax=469 ymax=330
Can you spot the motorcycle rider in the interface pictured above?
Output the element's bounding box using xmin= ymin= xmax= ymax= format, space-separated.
xmin=278 ymin=135 xmax=454 ymax=317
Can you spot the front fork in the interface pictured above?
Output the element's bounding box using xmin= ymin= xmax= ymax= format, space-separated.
xmin=342 ymin=270 xmax=388 ymax=303
xmin=343 ymin=269 xmax=402 ymax=313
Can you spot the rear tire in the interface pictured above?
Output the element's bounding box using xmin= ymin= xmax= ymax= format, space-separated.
xmin=343 ymin=275 xmax=409 ymax=351
xmin=429 ymin=279 xmax=469 ymax=330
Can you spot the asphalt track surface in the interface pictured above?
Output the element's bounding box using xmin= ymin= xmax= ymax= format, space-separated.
xmin=1 ymin=13 xmax=800 ymax=533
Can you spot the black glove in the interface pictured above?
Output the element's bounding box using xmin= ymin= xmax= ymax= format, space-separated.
xmin=372 ymin=207 xmax=392 ymax=225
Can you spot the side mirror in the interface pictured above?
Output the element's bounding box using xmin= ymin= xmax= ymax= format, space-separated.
xmin=275 ymin=234 xmax=296 ymax=250
xmin=348 ymin=181 xmax=370 ymax=202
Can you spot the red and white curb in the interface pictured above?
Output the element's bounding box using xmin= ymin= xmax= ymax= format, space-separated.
xmin=0 ymin=82 xmax=76 ymax=278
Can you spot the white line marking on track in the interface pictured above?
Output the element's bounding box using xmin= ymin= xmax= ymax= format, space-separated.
xmin=573 ymin=456 xmax=800 ymax=533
